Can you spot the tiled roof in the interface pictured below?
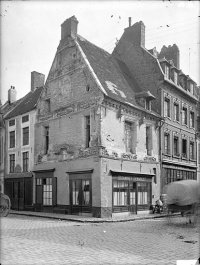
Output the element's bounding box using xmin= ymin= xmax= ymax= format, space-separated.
xmin=4 ymin=87 xmax=43 ymax=120
xmin=77 ymin=36 xmax=143 ymax=106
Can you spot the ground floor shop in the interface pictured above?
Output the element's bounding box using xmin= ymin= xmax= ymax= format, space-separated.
xmin=32 ymin=157 xmax=160 ymax=218
xmin=4 ymin=173 xmax=33 ymax=211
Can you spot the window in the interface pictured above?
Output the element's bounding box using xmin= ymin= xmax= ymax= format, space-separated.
xmin=164 ymin=98 xmax=170 ymax=118
xmin=190 ymin=112 xmax=194 ymax=128
xmin=137 ymin=182 xmax=151 ymax=205
xmin=182 ymin=107 xmax=187 ymax=125
xmin=9 ymin=131 xmax=15 ymax=148
xmin=9 ymin=154 xmax=15 ymax=173
xmin=23 ymin=152 xmax=29 ymax=172
xmin=182 ymin=138 xmax=187 ymax=158
xmin=23 ymin=127 xmax=29 ymax=146
xmin=173 ymin=136 xmax=179 ymax=156
xmin=44 ymin=127 xmax=49 ymax=154
xmin=113 ymin=180 xmax=128 ymax=206
xmin=190 ymin=142 xmax=194 ymax=160
xmin=22 ymin=115 xmax=29 ymax=123
xmin=145 ymin=100 xmax=151 ymax=110
xmin=165 ymin=65 xmax=170 ymax=79
xmin=9 ymin=119 xmax=15 ymax=126
xmin=125 ymin=121 xmax=132 ymax=152
xmin=85 ymin=116 xmax=90 ymax=148
xmin=190 ymin=83 xmax=194 ymax=95
xmin=153 ymin=168 xmax=157 ymax=184
xmin=164 ymin=133 xmax=170 ymax=154
xmin=174 ymin=71 xmax=178 ymax=85
xmin=174 ymin=103 xmax=179 ymax=121
xmin=72 ymin=179 xmax=91 ymax=206
xmin=43 ymin=178 xmax=52 ymax=205
xmin=146 ymin=126 xmax=152 ymax=156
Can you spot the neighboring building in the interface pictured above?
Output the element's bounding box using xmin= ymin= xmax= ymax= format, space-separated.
xmin=3 ymin=72 xmax=45 ymax=210
xmin=33 ymin=16 xmax=161 ymax=218
xmin=112 ymin=19 xmax=199 ymax=193
xmin=196 ymin=86 xmax=200 ymax=183
xmin=0 ymin=87 xmax=23 ymax=193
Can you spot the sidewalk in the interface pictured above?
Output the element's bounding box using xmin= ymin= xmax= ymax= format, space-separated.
xmin=9 ymin=210 xmax=174 ymax=223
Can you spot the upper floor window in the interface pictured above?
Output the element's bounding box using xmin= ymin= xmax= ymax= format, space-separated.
xmin=190 ymin=142 xmax=194 ymax=160
xmin=85 ymin=116 xmax=90 ymax=148
xmin=146 ymin=126 xmax=152 ymax=156
xmin=9 ymin=119 xmax=15 ymax=127
xmin=23 ymin=152 xmax=29 ymax=172
xmin=174 ymin=71 xmax=178 ymax=85
xmin=190 ymin=83 xmax=194 ymax=95
xmin=182 ymin=138 xmax=187 ymax=158
xmin=22 ymin=115 xmax=29 ymax=123
xmin=125 ymin=121 xmax=133 ymax=153
xmin=165 ymin=65 xmax=170 ymax=79
xmin=182 ymin=106 xmax=187 ymax=125
xmin=23 ymin=127 xmax=29 ymax=146
xmin=145 ymin=100 xmax=151 ymax=111
xmin=173 ymin=136 xmax=179 ymax=156
xmin=164 ymin=98 xmax=170 ymax=118
xmin=174 ymin=103 xmax=179 ymax=122
xmin=164 ymin=133 xmax=170 ymax=155
xmin=9 ymin=154 xmax=15 ymax=173
xmin=9 ymin=131 xmax=15 ymax=148
xmin=190 ymin=111 xmax=194 ymax=128
xmin=44 ymin=127 xmax=49 ymax=154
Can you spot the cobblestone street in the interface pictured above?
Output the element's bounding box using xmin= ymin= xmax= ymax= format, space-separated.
xmin=0 ymin=214 xmax=199 ymax=265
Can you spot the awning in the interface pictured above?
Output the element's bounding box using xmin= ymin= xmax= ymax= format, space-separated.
xmin=5 ymin=172 xmax=32 ymax=179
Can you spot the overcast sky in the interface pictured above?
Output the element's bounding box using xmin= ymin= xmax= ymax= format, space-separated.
xmin=1 ymin=1 xmax=199 ymax=104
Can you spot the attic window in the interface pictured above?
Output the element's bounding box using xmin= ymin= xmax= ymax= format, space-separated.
xmin=86 ymin=85 xmax=90 ymax=92
xmin=22 ymin=115 xmax=29 ymax=123
xmin=189 ymin=82 xmax=194 ymax=95
xmin=145 ymin=100 xmax=151 ymax=111
xmin=9 ymin=119 xmax=15 ymax=127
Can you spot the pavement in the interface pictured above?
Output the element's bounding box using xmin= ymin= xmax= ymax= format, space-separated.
xmin=8 ymin=209 xmax=175 ymax=223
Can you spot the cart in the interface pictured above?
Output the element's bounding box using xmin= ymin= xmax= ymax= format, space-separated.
xmin=166 ymin=180 xmax=199 ymax=224
xmin=0 ymin=193 xmax=11 ymax=217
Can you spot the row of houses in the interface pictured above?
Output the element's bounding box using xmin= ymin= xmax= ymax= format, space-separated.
xmin=0 ymin=16 xmax=199 ymax=218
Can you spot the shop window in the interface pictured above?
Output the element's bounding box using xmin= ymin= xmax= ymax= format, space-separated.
xmin=113 ymin=180 xmax=128 ymax=206
xmin=44 ymin=127 xmax=49 ymax=154
xmin=9 ymin=131 xmax=15 ymax=148
xmin=190 ymin=112 xmax=194 ymax=128
xmin=23 ymin=127 xmax=29 ymax=146
xmin=22 ymin=115 xmax=29 ymax=123
xmin=182 ymin=107 xmax=187 ymax=125
xmin=137 ymin=182 xmax=151 ymax=205
xmin=72 ymin=179 xmax=91 ymax=206
xmin=164 ymin=133 xmax=170 ymax=155
xmin=85 ymin=116 xmax=90 ymax=148
xmin=164 ymin=98 xmax=170 ymax=118
xmin=174 ymin=103 xmax=179 ymax=121
xmin=9 ymin=119 xmax=15 ymax=126
xmin=190 ymin=142 xmax=194 ymax=160
xmin=173 ymin=136 xmax=179 ymax=156
xmin=22 ymin=152 xmax=29 ymax=172
xmin=146 ymin=126 xmax=152 ymax=156
xmin=182 ymin=138 xmax=187 ymax=158
xmin=9 ymin=154 xmax=15 ymax=173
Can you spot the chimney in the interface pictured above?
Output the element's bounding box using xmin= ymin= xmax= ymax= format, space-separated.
xmin=61 ymin=16 xmax=78 ymax=40
xmin=124 ymin=21 xmax=145 ymax=48
xmin=158 ymin=44 xmax=180 ymax=69
xmin=129 ymin=17 xmax=132 ymax=27
xmin=8 ymin=86 xmax=17 ymax=104
xmin=31 ymin=71 xmax=45 ymax=92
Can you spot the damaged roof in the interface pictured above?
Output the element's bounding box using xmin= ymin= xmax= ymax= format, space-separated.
xmin=5 ymin=87 xmax=43 ymax=120
xmin=77 ymin=35 xmax=143 ymax=107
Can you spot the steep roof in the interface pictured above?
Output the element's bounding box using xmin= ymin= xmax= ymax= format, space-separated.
xmin=77 ymin=35 xmax=143 ymax=106
xmin=4 ymin=87 xmax=43 ymax=120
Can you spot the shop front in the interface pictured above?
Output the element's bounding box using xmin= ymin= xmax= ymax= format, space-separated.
xmin=111 ymin=171 xmax=153 ymax=214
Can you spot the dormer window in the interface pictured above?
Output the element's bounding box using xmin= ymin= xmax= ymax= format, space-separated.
xmin=174 ymin=71 xmax=178 ymax=85
xmin=165 ymin=65 xmax=170 ymax=79
xmin=190 ymin=83 xmax=194 ymax=95
xmin=145 ymin=100 xmax=151 ymax=111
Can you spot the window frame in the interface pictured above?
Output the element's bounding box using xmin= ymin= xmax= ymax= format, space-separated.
xmin=190 ymin=111 xmax=194 ymax=128
xmin=173 ymin=135 xmax=179 ymax=157
xmin=85 ymin=116 xmax=90 ymax=148
xmin=173 ymin=102 xmax=179 ymax=122
xmin=182 ymin=106 xmax=188 ymax=126
xmin=22 ymin=126 xmax=29 ymax=146
xmin=22 ymin=115 xmax=29 ymax=123
xmin=9 ymin=154 xmax=15 ymax=173
xmin=164 ymin=133 xmax=170 ymax=155
xmin=182 ymin=138 xmax=187 ymax=158
xmin=164 ymin=97 xmax=170 ymax=118
xmin=9 ymin=119 xmax=15 ymax=127
xmin=9 ymin=131 xmax=15 ymax=149
xmin=22 ymin=151 xmax=29 ymax=172
xmin=189 ymin=141 xmax=195 ymax=160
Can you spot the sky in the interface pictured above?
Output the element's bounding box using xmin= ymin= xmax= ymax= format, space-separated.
xmin=1 ymin=0 xmax=199 ymax=104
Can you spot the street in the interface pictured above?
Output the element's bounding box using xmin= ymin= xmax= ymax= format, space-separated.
xmin=0 ymin=214 xmax=199 ymax=265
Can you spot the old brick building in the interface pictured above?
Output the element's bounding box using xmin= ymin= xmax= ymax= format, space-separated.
xmin=3 ymin=72 xmax=45 ymax=210
xmin=112 ymin=20 xmax=199 ymax=193
xmin=33 ymin=16 xmax=161 ymax=218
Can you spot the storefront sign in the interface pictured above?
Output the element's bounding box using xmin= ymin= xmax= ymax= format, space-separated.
xmin=113 ymin=176 xmax=152 ymax=182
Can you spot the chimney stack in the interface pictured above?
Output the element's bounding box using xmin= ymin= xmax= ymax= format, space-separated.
xmin=158 ymin=44 xmax=180 ymax=69
xmin=129 ymin=17 xmax=132 ymax=27
xmin=8 ymin=86 xmax=17 ymax=104
xmin=31 ymin=71 xmax=45 ymax=92
xmin=61 ymin=15 xmax=78 ymax=40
